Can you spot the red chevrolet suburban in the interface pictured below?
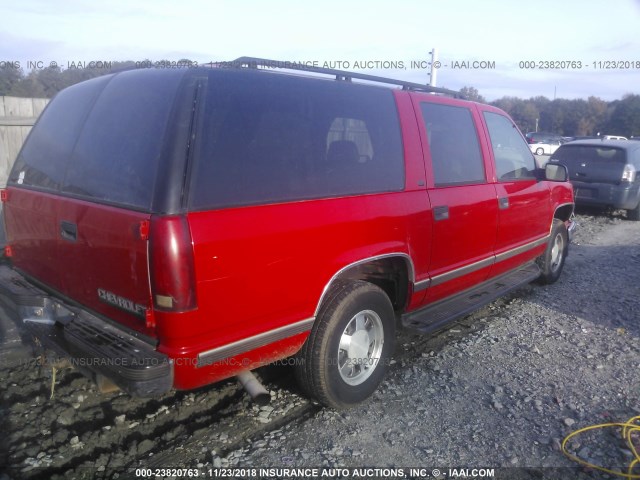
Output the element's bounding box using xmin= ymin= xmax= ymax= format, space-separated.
xmin=1 ymin=58 xmax=575 ymax=409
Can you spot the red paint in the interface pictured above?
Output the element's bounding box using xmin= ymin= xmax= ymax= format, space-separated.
xmin=5 ymin=189 xmax=154 ymax=336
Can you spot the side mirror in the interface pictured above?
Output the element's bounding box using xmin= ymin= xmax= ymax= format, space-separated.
xmin=545 ymin=163 xmax=568 ymax=182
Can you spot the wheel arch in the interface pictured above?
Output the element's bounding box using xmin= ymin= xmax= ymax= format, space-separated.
xmin=314 ymin=253 xmax=415 ymax=316
xmin=554 ymin=203 xmax=574 ymax=222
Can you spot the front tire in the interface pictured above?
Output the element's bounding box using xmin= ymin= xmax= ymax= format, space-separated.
xmin=295 ymin=280 xmax=395 ymax=409
xmin=537 ymin=219 xmax=568 ymax=284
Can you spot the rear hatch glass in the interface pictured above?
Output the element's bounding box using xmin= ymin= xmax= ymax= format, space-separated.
xmin=551 ymin=145 xmax=627 ymax=184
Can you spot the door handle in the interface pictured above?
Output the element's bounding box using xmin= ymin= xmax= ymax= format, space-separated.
xmin=433 ymin=206 xmax=449 ymax=221
xmin=60 ymin=221 xmax=77 ymax=242
xmin=498 ymin=197 xmax=509 ymax=210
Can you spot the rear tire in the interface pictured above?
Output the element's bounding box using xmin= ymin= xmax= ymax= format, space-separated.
xmin=295 ymin=280 xmax=395 ymax=409
xmin=537 ymin=219 xmax=568 ymax=284
xmin=536 ymin=147 xmax=545 ymax=155
xmin=626 ymin=202 xmax=640 ymax=221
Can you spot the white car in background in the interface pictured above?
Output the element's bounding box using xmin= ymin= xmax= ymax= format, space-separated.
xmin=529 ymin=139 xmax=562 ymax=156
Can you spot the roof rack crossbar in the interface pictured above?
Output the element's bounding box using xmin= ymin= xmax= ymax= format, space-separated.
xmin=232 ymin=56 xmax=463 ymax=98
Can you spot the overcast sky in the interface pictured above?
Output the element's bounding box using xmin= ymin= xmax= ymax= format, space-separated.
xmin=1 ymin=0 xmax=639 ymax=101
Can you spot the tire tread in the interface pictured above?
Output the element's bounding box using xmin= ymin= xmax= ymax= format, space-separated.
xmin=537 ymin=219 xmax=568 ymax=285
xmin=295 ymin=280 xmax=394 ymax=409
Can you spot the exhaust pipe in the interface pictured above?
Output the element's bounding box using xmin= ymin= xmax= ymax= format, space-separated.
xmin=237 ymin=370 xmax=271 ymax=405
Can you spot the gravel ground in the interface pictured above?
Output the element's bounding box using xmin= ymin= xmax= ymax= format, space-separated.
xmin=1 ymin=207 xmax=639 ymax=479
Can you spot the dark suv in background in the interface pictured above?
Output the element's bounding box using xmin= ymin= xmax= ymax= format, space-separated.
xmin=550 ymin=139 xmax=640 ymax=220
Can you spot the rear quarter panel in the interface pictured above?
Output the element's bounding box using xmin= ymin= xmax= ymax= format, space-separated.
xmin=157 ymin=192 xmax=429 ymax=389
xmin=156 ymin=90 xmax=433 ymax=389
xmin=172 ymin=193 xmax=427 ymax=350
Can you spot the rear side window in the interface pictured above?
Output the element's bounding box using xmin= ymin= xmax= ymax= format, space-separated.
xmin=420 ymin=102 xmax=485 ymax=186
xmin=10 ymin=75 xmax=110 ymax=190
xmin=483 ymin=112 xmax=536 ymax=180
xmin=188 ymin=71 xmax=404 ymax=210
xmin=62 ymin=71 xmax=184 ymax=209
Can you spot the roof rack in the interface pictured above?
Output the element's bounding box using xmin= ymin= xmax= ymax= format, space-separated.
xmin=232 ymin=56 xmax=464 ymax=98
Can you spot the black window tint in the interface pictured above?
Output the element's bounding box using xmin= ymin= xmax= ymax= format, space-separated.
xmin=483 ymin=112 xmax=536 ymax=180
xmin=188 ymin=71 xmax=404 ymax=210
xmin=10 ymin=75 xmax=110 ymax=190
xmin=554 ymin=145 xmax=626 ymax=162
xmin=62 ymin=70 xmax=184 ymax=209
xmin=420 ymin=103 xmax=485 ymax=186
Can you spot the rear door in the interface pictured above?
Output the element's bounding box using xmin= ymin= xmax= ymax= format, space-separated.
xmin=6 ymin=70 xmax=186 ymax=336
xmin=5 ymin=75 xmax=111 ymax=292
xmin=57 ymin=71 xmax=186 ymax=335
xmin=410 ymin=94 xmax=498 ymax=303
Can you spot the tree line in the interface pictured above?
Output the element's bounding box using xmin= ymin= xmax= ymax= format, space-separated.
xmin=0 ymin=61 xmax=137 ymax=99
xmin=459 ymin=86 xmax=639 ymax=138
xmin=1 ymin=64 xmax=638 ymax=137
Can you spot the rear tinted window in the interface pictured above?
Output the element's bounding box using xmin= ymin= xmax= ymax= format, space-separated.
xmin=188 ymin=70 xmax=404 ymax=210
xmin=420 ymin=102 xmax=485 ymax=186
xmin=62 ymin=71 xmax=184 ymax=209
xmin=552 ymin=145 xmax=627 ymax=162
xmin=10 ymin=75 xmax=110 ymax=190
xmin=10 ymin=70 xmax=184 ymax=210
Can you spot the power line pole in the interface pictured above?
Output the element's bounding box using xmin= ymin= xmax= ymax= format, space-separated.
xmin=429 ymin=48 xmax=438 ymax=87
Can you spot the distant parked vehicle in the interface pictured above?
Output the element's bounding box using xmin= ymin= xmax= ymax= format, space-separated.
xmin=550 ymin=139 xmax=640 ymax=220
xmin=525 ymin=132 xmax=564 ymax=144
xmin=566 ymin=136 xmax=599 ymax=142
xmin=529 ymin=139 xmax=562 ymax=156
xmin=602 ymin=135 xmax=628 ymax=140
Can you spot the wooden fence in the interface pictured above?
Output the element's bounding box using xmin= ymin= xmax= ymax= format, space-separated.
xmin=0 ymin=96 xmax=49 ymax=187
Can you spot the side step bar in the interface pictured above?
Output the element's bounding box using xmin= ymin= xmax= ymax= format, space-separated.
xmin=402 ymin=263 xmax=541 ymax=334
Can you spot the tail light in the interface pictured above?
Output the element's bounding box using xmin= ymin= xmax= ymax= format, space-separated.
xmin=149 ymin=215 xmax=197 ymax=312
xmin=622 ymin=164 xmax=636 ymax=183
